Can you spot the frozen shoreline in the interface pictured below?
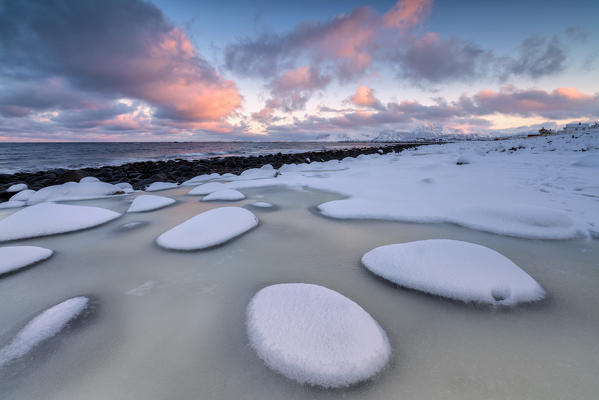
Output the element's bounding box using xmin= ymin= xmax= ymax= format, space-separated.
xmin=0 ymin=132 xmax=598 ymax=399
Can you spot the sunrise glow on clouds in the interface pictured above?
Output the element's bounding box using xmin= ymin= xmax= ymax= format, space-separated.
xmin=0 ymin=0 xmax=597 ymax=141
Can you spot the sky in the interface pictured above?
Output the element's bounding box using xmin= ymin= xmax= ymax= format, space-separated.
xmin=0 ymin=0 xmax=598 ymax=142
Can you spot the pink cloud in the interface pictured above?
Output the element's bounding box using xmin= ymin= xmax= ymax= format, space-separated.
xmin=349 ymin=85 xmax=383 ymax=109
xmin=383 ymin=0 xmax=432 ymax=30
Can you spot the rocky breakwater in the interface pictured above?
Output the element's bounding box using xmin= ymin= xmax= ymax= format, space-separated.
xmin=0 ymin=143 xmax=424 ymax=200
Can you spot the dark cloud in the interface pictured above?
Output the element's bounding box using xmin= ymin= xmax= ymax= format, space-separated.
xmin=0 ymin=0 xmax=241 ymax=124
xmin=505 ymin=35 xmax=567 ymax=78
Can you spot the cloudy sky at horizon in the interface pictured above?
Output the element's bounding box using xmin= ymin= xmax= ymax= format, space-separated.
xmin=0 ymin=0 xmax=598 ymax=142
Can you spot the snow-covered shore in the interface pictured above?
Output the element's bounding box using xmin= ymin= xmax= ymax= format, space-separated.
xmin=0 ymin=132 xmax=598 ymax=399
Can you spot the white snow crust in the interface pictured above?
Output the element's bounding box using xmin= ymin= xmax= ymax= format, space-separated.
xmin=361 ymin=240 xmax=545 ymax=305
xmin=156 ymin=206 xmax=258 ymax=250
xmin=0 ymin=246 xmax=53 ymax=276
xmin=202 ymin=189 xmax=245 ymax=201
xmin=79 ymin=177 xmax=100 ymax=183
xmin=219 ymin=132 xmax=599 ymax=239
xmin=246 ymin=283 xmax=391 ymax=388
xmin=0 ymin=203 xmax=121 ymax=241
xmin=127 ymin=195 xmax=175 ymax=213
xmin=0 ymin=297 xmax=88 ymax=366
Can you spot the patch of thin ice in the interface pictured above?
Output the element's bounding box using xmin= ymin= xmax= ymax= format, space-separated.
xmin=202 ymin=189 xmax=245 ymax=201
xmin=0 ymin=246 xmax=53 ymax=276
xmin=156 ymin=206 xmax=258 ymax=250
xmin=246 ymin=283 xmax=390 ymax=388
xmin=0 ymin=297 xmax=89 ymax=366
xmin=361 ymin=239 xmax=545 ymax=306
xmin=0 ymin=203 xmax=121 ymax=241
xmin=127 ymin=195 xmax=175 ymax=213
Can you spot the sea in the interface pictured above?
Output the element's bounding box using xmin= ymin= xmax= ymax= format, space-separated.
xmin=0 ymin=142 xmax=383 ymax=174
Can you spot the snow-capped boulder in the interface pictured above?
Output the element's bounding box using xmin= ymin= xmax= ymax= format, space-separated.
xmin=115 ymin=182 xmax=133 ymax=191
xmin=26 ymin=181 xmax=126 ymax=204
xmin=145 ymin=182 xmax=178 ymax=192
xmin=361 ymin=239 xmax=545 ymax=306
xmin=9 ymin=189 xmax=35 ymax=202
xmin=229 ymin=164 xmax=277 ymax=181
xmin=181 ymin=173 xmax=220 ymax=186
xmin=246 ymin=283 xmax=390 ymax=388
xmin=0 ymin=297 xmax=89 ymax=366
xmin=0 ymin=201 xmax=25 ymax=209
xmin=127 ymin=195 xmax=175 ymax=213
xmin=7 ymin=183 xmax=28 ymax=193
xmin=156 ymin=207 xmax=258 ymax=250
xmin=251 ymin=202 xmax=273 ymax=208
xmin=187 ymin=182 xmax=226 ymax=196
xmin=202 ymin=189 xmax=245 ymax=201
xmin=0 ymin=246 xmax=53 ymax=276
xmin=79 ymin=176 xmax=100 ymax=183
xmin=0 ymin=203 xmax=121 ymax=241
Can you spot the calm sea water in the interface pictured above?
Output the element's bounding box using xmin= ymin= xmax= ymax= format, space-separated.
xmin=0 ymin=142 xmax=381 ymax=174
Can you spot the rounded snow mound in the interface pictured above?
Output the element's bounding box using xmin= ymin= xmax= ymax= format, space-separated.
xmin=0 ymin=296 xmax=88 ymax=366
xmin=187 ymin=182 xmax=226 ymax=195
xmin=145 ymin=182 xmax=178 ymax=192
xmin=0 ymin=246 xmax=53 ymax=276
xmin=0 ymin=201 xmax=25 ymax=209
xmin=454 ymin=204 xmax=587 ymax=240
xmin=0 ymin=203 xmax=121 ymax=241
xmin=362 ymin=240 xmax=545 ymax=306
xmin=127 ymin=195 xmax=175 ymax=213
xmin=202 ymin=189 xmax=245 ymax=201
xmin=251 ymin=202 xmax=273 ymax=208
xmin=156 ymin=207 xmax=258 ymax=250
xmin=9 ymin=189 xmax=35 ymax=202
xmin=247 ymin=283 xmax=391 ymax=388
xmin=7 ymin=183 xmax=28 ymax=193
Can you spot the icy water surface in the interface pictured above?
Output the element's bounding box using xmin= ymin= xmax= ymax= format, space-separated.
xmin=0 ymin=186 xmax=598 ymax=399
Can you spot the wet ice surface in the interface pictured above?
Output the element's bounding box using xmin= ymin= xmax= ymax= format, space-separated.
xmin=0 ymin=185 xmax=598 ymax=399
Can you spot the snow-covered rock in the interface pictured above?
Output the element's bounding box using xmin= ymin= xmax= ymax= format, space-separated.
xmin=251 ymin=202 xmax=273 ymax=208
xmin=361 ymin=240 xmax=545 ymax=306
xmin=115 ymin=182 xmax=133 ymax=191
xmin=0 ymin=297 xmax=89 ymax=366
xmin=0 ymin=201 xmax=25 ymax=209
xmin=79 ymin=176 xmax=100 ymax=183
xmin=246 ymin=283 xmax=390 ymax=388
xmin=228 ymin=164 xmax=277 ymax=181
xmin=127 ymin=195 xmax=175 ymax=213
xmin=181 ymin=173 xmax=220 ymax=186
xmin=156 ymin=207 xmax=258 ymax=250
xmin=26 ymin=181 xmax=127 ymax=204
xmin=7 ymin=183 xmax=28 ymax=193
xmin=187 ymin=182 xmax=226 ymax=196
xmin=0 ymin=203 xmax=121 ymax=241
xmin=0 ymin=246 xmax=53 ymax=276
xmin=202 ymin=189 xmax=245 ymax=201
xmin=145 ymin=182 xmax=178 ymax=192
xmin=9 ymin=189 xmax=35 ymax=202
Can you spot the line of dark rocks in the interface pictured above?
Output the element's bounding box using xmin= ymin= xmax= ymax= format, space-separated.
xmin=0 ymin=143 xmax=426 ymax=201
